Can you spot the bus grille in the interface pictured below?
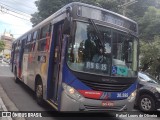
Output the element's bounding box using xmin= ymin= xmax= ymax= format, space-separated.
xmin=81 ymin=79 xmax=131 ymax=92
xmin=84 ymin=105 xmax=125 ymax=111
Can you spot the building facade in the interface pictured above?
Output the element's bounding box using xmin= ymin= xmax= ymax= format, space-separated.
xmin=0 ymin=31 xmax=14 ymax=58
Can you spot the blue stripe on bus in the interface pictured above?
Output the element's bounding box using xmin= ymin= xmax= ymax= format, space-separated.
xmin=62 ymin=63 xmax=91 ymax=90
xmin=62 ymin=61 xmax=137 ymax=96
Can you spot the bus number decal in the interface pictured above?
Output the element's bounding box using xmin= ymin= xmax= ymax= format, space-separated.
xmin=117 ymin=93 xmax=128 ymax=98
xmin=86 ymin=62 xmax=107 ymax=71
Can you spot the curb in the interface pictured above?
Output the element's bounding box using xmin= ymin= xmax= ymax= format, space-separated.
xmin=0 ymin=83 xmax=25 ymax=120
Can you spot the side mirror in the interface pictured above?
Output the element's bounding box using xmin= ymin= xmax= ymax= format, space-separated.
xmin=62 ymin=7 xmax=72 ymax=35
xmin=62 ymin=18 xmax=70 ymax=35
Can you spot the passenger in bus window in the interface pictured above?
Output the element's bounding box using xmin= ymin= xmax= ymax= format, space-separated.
xmin=69 ymin=48 xmax=74 ymax=62
xmin=84 ymin=32 xmax=97 ymax=61
xmin=78 ymin=41 xmax=85 ymax=62
xmin=92 ymin=48 xmax=106 ymax=63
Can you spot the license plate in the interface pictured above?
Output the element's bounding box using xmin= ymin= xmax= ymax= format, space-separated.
xmin=102 ymin=101 xmax=114 ymax=107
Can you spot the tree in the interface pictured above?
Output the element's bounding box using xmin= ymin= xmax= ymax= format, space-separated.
xmin=132 ymin=3 xmax=160 ymax=77
xmin=30 ymin=0 xmax=121 ymax=26
xmin=0 ymin=41 xmax=5 ymax=52
xmin=127 ymin=0 xmax=160 ymax=20
xmin=140 ymin=36 xmax=160 ymax=76
xmin=138 ymin=6 xmax=160 ymax=40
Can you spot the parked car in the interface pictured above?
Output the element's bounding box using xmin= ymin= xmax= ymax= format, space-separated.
xmin=135 ymin=72 xmax=160 ymax=111
xmin=3 ymin=58 xmax=10 ymax=64
xmin=0 ymin=56 xmax=3 ymax=63
xmin=6 ymin=58 xmax=10 ymax=64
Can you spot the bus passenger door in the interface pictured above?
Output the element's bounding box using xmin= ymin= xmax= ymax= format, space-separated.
xmin=18 ymin=40 xmax=25 ymax=79
xmin=48 ymin=22 xmax=63 ymax=103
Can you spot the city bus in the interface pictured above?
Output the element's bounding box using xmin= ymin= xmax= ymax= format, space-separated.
xmin=10 ymin=2 xmax=138 ymax=111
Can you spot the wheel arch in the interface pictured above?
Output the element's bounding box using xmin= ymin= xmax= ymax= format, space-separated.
xmin=34 ymin=74 xmax=47 ymax=100
xmin=137 ymin=89 xmax=157 ymax=111
xmin=138 ymin=90 xmax=156 ymax=100
xmin=35 ymin=74 xmax=43 ymax=90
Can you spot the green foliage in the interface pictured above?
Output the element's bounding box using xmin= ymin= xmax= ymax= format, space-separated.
xmin=137 ymin=6 xmax=160 ymax=76
xmin=139 ymin=6 xmax=160 ymax=40
xmin=127 ymin=0 xmax=160 ymax=20
xmin=0 ymin=41 xmax=5 ymax=52
xmin=140 ymin=36 xmax=160 ymax=75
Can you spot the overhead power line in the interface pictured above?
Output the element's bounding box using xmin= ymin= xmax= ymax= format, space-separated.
xmin=0 ymin=5 xmax=31 ymax=21
xmin=10 ymin=0 xmax=37 ymax=10
xmin=0 ymin=1 xmax=32 ymax=17
xmin=0 ymin=20 xmax=31 ymax=26
xmin=3 ymin=11 xmax=31 ymax=21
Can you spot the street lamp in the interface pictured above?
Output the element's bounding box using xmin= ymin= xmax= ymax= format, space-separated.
xmin=118 ymin=0 xmax=137 ymax=16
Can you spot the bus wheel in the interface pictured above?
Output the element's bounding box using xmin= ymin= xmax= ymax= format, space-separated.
xmin=35 ymin=80 xmax=43 ymax=105
xmin=139 ymin=94 xmax=156 ymax=112
xmin=14 ymin=69 xmax=19 ymax=83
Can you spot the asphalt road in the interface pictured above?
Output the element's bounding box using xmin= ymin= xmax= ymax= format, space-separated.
xmin=0 ymin=62 xmax=159 ymax=120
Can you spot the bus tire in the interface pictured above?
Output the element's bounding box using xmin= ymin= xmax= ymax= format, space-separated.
xmin=14 ymin=68 xmax=19 ymax=83
xmin=35 ymin=79 xmax=44 ymax=105
xmin=138 ymin=94 xmax=156 ymax=112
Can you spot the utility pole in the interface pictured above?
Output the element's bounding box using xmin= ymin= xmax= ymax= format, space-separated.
xmin=119 ymin=0 xmax=137 ymax=16
xmin=123 ymin=0 xmax=128 ymax=16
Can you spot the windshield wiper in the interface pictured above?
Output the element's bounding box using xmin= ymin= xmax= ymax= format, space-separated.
xmin=88 ymin=18 xmax=104 ymax=49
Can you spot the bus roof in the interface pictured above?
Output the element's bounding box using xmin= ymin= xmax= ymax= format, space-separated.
xmin=72 ymin=2 xmax=137 ymax=24
xmin=16 ymin=2 xmax=137 ymax=41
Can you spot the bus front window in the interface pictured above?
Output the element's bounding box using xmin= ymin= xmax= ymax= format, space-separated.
xmin=67 ymin=22 xmax=111 ymax=75
xmin=112 ymin=32 xmax=138 ymax=77
xmin=67 ymin=21 xmax=138 ymax=77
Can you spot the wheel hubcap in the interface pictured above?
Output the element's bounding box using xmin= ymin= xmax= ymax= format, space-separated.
xmin=36 ymin=85 xmax=42 ymax=98
xmin=141 ymin=98 xmax=151 ymax=111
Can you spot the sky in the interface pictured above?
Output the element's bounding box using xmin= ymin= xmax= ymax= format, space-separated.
xmin=0 ymin=0 xmax=37 ymax=38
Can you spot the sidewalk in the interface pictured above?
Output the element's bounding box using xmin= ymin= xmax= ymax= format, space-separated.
xmin=0 ymin=83 xmax=25 ymax=120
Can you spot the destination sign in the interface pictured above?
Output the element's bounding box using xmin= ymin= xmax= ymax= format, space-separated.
xmin=79 ymin=6 xmax=137 ymax=33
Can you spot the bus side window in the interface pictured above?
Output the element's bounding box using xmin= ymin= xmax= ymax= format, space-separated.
xmin=27 ymin=34 xmax=32 ymax=44
xmin=17 ymin=40 xmax=21 ymax=51
xmin=31 ymin=31 xmax=38 ymax=51
xmin=24 ymin=34 xmax=32 ymax=53
xmin=38 ymin=24 xmax=51 ymax=51
xmin=32 ymin=31 xmax=38 ymax=41
xmin=24 ymin=44 xmax=28 ymax=52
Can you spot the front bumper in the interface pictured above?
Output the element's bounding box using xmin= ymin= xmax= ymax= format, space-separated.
xmin=60 ymin=91 xmax=135 ymax=111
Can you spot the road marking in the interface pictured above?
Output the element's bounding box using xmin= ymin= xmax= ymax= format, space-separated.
xmin=0 ymin=75 xmax=14 ymax=77
xmin=0 ymin=64 xmax=9 ymax=67
xmin=0 ymin=98 xmax=7 ymax=111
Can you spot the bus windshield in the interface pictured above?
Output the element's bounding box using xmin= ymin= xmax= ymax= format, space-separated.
xmin=67 ymin=21 xmax=138 ymax=77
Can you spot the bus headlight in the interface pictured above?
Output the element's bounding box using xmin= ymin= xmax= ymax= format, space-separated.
xmin=127 ymin=90 xmax=136 ymax=102
xmin=62 ymin=83 xmax=83 ymax=100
